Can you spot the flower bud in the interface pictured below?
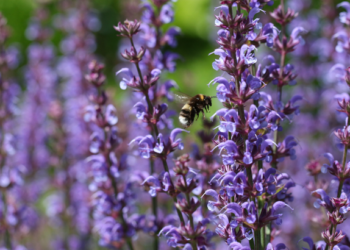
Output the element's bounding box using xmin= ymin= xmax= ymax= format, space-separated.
xmin=321 ymin=229 xmax=345 ymax=246
xmin=114 ymin=19 xmax=141 ymax=38
xmin=121 ymin=47 xmax=143 ymax=63
xmin=85 ymin=61 xmax=106 ymax=87
xmin=305 ymin=160 xmax=322 ymax=176
xmin=270 ymin=6 xmax=298 ymax=26
xmin=327 ymin=211 xmax=346 ymax=225
xmin=331 ymin=197 xmax=349 ymax=208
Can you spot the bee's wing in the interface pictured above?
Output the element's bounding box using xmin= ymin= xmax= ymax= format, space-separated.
xmin=173 ymin=90 xmax=192 ymax=104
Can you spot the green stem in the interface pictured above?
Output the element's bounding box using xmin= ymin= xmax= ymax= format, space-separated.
xmin=249 ymin=236 xmax=255 ymax=249
xmin=237 ymin=4 xmax=241 ymax=15
xmin=246 ymin=166 xmax=253 ymax=186
xmin=337 ymin=181 xmax=344 ymax=198
xmin=257 ymin=197 xmax=265 ymax=249
xmin=271 ymin=126 xmax=279 ymax=169
xmin=254 ymin=227 xmax=261 ymax=250
xmin=265 ymin=223 xmax=271 ymax=244
xmin=130 ymin=35 xmax=159 ymax=250
xmin=129 ymin=36 xmax=184 ymax=246
xmin=262 ymin=226 xmax=266 ymax=248
xmin=337 ymin=143 xmax=348 ymax=198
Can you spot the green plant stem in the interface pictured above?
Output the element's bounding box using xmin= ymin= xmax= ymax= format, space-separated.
xmin=131 ymin=47 xmax=185 ymax=225
xmin=246 ymin=166 xmax=253 ymax=186
xmin=129 ymin=35 xmax=188 ymax=249
xmin=337 ymin=143 xmax=348 ymax=198
xmin=229 ymin=4 xmax=256 ymax=249
xmin=257 ymin=197 xmax=265 ymax=249
xmin=271 ymin=126 xmax=279 ymax=169
xmin=265 ymin=224 xmax=271 ymax=245
xmin=254 ymin=227 xmax=261 ymax=250
xmin=130 ymin=37 xmax=160 ymax=247
xmin=262 ymin=226 xmax=266 ymax=248
xmin=249 ymin=237 xmax=255 ymax=249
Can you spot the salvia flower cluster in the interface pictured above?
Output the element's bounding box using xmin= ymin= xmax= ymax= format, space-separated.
xmin=2 ymin=0 xmax=350 ymax=249
xmin=201 ymin=0 xmax=304 ymax=249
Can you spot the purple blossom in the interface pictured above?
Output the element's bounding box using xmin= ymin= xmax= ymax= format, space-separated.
xmin=338 ymin=2 xmax=350 ymax=25
xmin=262 ymin=23 xmax=279 ymax=47
xmin=129 ymin=128 xmax=189 ymax=159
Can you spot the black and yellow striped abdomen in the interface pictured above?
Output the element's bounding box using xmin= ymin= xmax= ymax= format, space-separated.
xmin=179 ymin=104 xmax=194 ymax=127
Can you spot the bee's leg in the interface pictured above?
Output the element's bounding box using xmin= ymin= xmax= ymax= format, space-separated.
xmin=193 ymin=107 xmax=199 ymax=121
xmin=196 ymin=110 xmax=201 ymax=121
xmin=201 ymin=109 xmax=205 ymax=119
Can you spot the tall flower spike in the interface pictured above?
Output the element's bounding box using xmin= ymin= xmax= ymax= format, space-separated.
xmin=85 ymin=61 xmax=137 ymax=249
xmin=115 ymin=2 xmax=199 ymax=249
xmin=205 ymin=2 xmax=298 ymax=249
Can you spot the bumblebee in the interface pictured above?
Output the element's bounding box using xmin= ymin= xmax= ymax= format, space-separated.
xmin=175 ymin=92 xmax=214 ymax=128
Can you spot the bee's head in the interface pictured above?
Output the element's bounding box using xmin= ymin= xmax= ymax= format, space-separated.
xmin=204 ymin=96 xmax=212 ymax=106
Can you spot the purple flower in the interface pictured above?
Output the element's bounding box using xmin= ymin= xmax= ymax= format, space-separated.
xmin=116 ymin=68 xmax=135 ymax=90
xmin=134 ymin=102 xmax=147 ymax=120
xmin=239 ymin=45 xmax=257 ymax=65
xmin=163 ymin=27 xmax=181 ymax=47
xmin=291 ymin=27 xmax=308 ymax=45
xmin=266 ymin=243 xmax=287 ymax=250
xmin=158 ymin=225 xmax=184 ymax=248
xmin=160 ymin=4 xmax=174 ymax=24
xmin=300 ymin=237 xmax=326 ymax=250
xmin=338 ymin=2 xmax=350 ymax=25
xmin=142 ymin=176 xmax=162 ymax=197
xmin=129 ymin=128 xmax=189 ymax=159
xmin=140 ymin=24 xmax=156 ymax=48
xmin=262 ymin=23 xmax=279 ymax=47
xmin=332 ymin=32 xmax=350 ymax=53
xmin=208 ymin=76 xmax=235 ymax=102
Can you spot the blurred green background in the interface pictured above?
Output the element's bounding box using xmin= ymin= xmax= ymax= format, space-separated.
xmin=0 ymin=0 xmax=221 ymax=133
